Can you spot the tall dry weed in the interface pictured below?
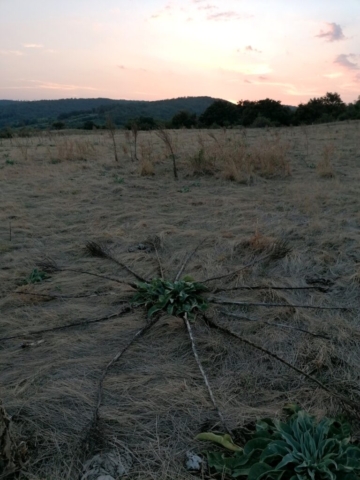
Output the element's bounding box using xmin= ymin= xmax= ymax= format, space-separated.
xmin=188 ymin=131 xmax=290 ymax=182
xmin=251 ymin=138 xmax=291 ymax=178
xmin=317 ymin=144 xmax=335 ymax=178
xmin=13 ymin=138 xmax=32 ymax=161
xmin=54 ymin=138 xmax=96 ymax=161
xmin=138 ymin=138 xmax=156 ymax=176
xmin=156 ymin=128 xmax=178 ymax=179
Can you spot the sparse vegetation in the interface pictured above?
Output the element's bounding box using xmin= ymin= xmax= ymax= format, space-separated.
xmin=1 ymin=121 xmax=360 ymax=479
xmin=21 ymin=268 xmax=50 ymax=285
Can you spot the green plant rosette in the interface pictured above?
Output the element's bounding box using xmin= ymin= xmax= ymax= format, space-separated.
xmin=131 ymin=278 xmax=209 ymax=318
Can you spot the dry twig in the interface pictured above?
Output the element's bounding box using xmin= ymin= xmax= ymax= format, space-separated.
xmin=213 ymin=285 xmax=329 ymax=294
xmin=220 ymin=310 xmax=331 ymax=339
xmin=85 ymin=241 xmax=148 ymax=283
xmin=0 ymin=306 xmax=131 ymax=342
xmin=184 ymin=315 xmax=230 ymax=433
xmin=38 ymin=259 xmax=136 ymax=287
xmin=204 ymin=315 xmax=360 ymax=414
xmin=203 ymin=240 xmax=290 ymax=285
xmin=210 ymin=298 xmax=348 ymax=310
xmin=174 ymin=239 xmax=205 ymax=282
xmin=83 ymin=315 xmax=162 ymax=447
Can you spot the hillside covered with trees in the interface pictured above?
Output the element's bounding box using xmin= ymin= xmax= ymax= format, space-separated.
xmin=0 ymin=92 xmax=359 ymax=134
xmin=0 ymin=96 xmax=217 ymax=130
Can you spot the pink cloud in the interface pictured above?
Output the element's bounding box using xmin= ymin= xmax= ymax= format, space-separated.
xmin=316 ymin=23 xmax=346 ymax=42
xmin=245 ymin=45 xmax=262 ymax=53
xmin=334 ymin=54 xmax=359 ymax=70
xmin=207 ymin=11 xmax=253 ymax=21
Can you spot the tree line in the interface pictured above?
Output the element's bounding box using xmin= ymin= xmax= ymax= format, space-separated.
xmin=123 ymin=92 xmax=359 ymax=130
xmin=1 ymin=92 xmax=359 ymax=136
xmin=162 ymin=92 xmax=359 ymax=130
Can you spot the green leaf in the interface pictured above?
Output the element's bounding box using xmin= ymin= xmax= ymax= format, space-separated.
xmin=147 ymin=305 xmax=162 ymax=317
xmin=276 ymin=453 xmax=296 ymax=469
xmin=248 ymin=462 xmax=273 ymax=480
xmin=195 ymin=432 xmax=243 ymax=452
xmin=244 ymin=438 xmax=272 ymax=456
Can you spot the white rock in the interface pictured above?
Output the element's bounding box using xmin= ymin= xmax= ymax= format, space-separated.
xmin=185 ymin=451 xmax=203 ymax=471
xmin=81 ymin=450 xmax=132 ymax=480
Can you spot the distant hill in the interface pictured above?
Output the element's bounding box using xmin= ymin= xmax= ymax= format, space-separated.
xmin=0 ymin=96 xmax=219 ymax=129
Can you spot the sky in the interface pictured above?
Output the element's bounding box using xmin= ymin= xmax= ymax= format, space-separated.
xmin=0 ymin=0 xmax=359 ymax=105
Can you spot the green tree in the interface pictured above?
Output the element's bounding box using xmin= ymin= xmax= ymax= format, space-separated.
xmin=199 ymin=100 xmax=239 ymax=127
xmin=295 ymin=92 xmax=346 ymax=124
xmin=238 ymin=99 xmax=292 ymax=127
xmin=170 ymin=110 xmax=197 ymax=129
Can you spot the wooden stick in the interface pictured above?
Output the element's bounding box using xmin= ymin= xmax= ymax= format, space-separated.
xmin=0 ymin=306 xmax=131 ymax=342
xmin=202 ymin=253 xmax=272 ymax=284
xmin=85 ymin=241 xmax=148 ymax=283
xmin=213 ymin=285 xmax=329 ymax=294
xmin=219 ymin=310 xmax=331 ymax=339
xmin=174 ymin=239 xmax=205 ymax=282
xmin=154 ymin=244 xmax=164 ymax=280
xmin=204 ymin=315 xmax=360 ymax=413
xmin=210 ymin=298 xmax=348 ymax=311
xmin=10 ymin=291 xmax=116 ymax=300
xmin=84 ymin=316 xmax=161 ymax=445
xmin=38 ymin=260 xmax=136 ymax=288
xmin=184 ymin=315 xmax=230 ymax=433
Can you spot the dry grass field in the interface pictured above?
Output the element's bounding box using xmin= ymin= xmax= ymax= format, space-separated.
xmin=1 ymin=122 xmax=360 ymax=479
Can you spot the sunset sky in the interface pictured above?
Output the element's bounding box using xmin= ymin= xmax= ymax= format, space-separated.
xmin=1 ymin=0 xmax=359 ymax=105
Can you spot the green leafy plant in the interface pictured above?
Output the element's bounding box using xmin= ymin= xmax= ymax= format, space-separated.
xmin=131 ymin=278 xmax=209 ymax=318
xmin=113 ymin=175 xmax=124 ymax=184
xmin=21 ymin=268 xmax=50 ymax=285
xmin=197 ymin=406 xmax=360 ymax=479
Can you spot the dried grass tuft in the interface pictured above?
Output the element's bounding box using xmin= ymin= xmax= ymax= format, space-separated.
xmin=317 ymin=144 xmax=336 ymax=178
xmin=139 ymin=159 xmax=155 ymax=176
xmin=55 ymin=138 xmax=96 ymax=161
xmin=187 ymin=131 xmax=290 ymax=181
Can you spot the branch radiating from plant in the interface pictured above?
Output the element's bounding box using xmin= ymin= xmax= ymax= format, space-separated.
xmin=174 ymin=239 xmax=205 ymax=282
xmin=0 ymin=306 xmax=131 ymax=342
xmin=220 ymin=310 xmax=331 ymax=339
xmin=210 ymin=297 xmax=348 ymax=310
xmin=203 ymin=240 xmax=291 ymax=285
xmin=83 ymin=315 xmax=161 ymax=448
xmin=213 ymin=285 xmax=329 ymax=294
xmin=154 ymin=243 xmax=164 ymax=280
xmin=38 ymin=259 xmax=136 ymax=287
xmin=11 ymin=291 xmax=115 ymax=300
xmin=85 ymin=241 xmax=148 ymax=282
xmin=204 ymin=315 xmax=360 ymax=414
xmin=184 ymin=315 xmax=230 ymax=434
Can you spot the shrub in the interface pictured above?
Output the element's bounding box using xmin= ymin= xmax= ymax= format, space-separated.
xmin=197 ymin=406 xmax=360 ymax=479
xmin=251 ymin=116 xmax=273 ymax=128
xmin=0 ymin=127 xmax=14 ymax=139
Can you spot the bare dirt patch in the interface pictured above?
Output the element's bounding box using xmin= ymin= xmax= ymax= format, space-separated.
xmin=1 ymin=123 xmax=360 ymax=479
